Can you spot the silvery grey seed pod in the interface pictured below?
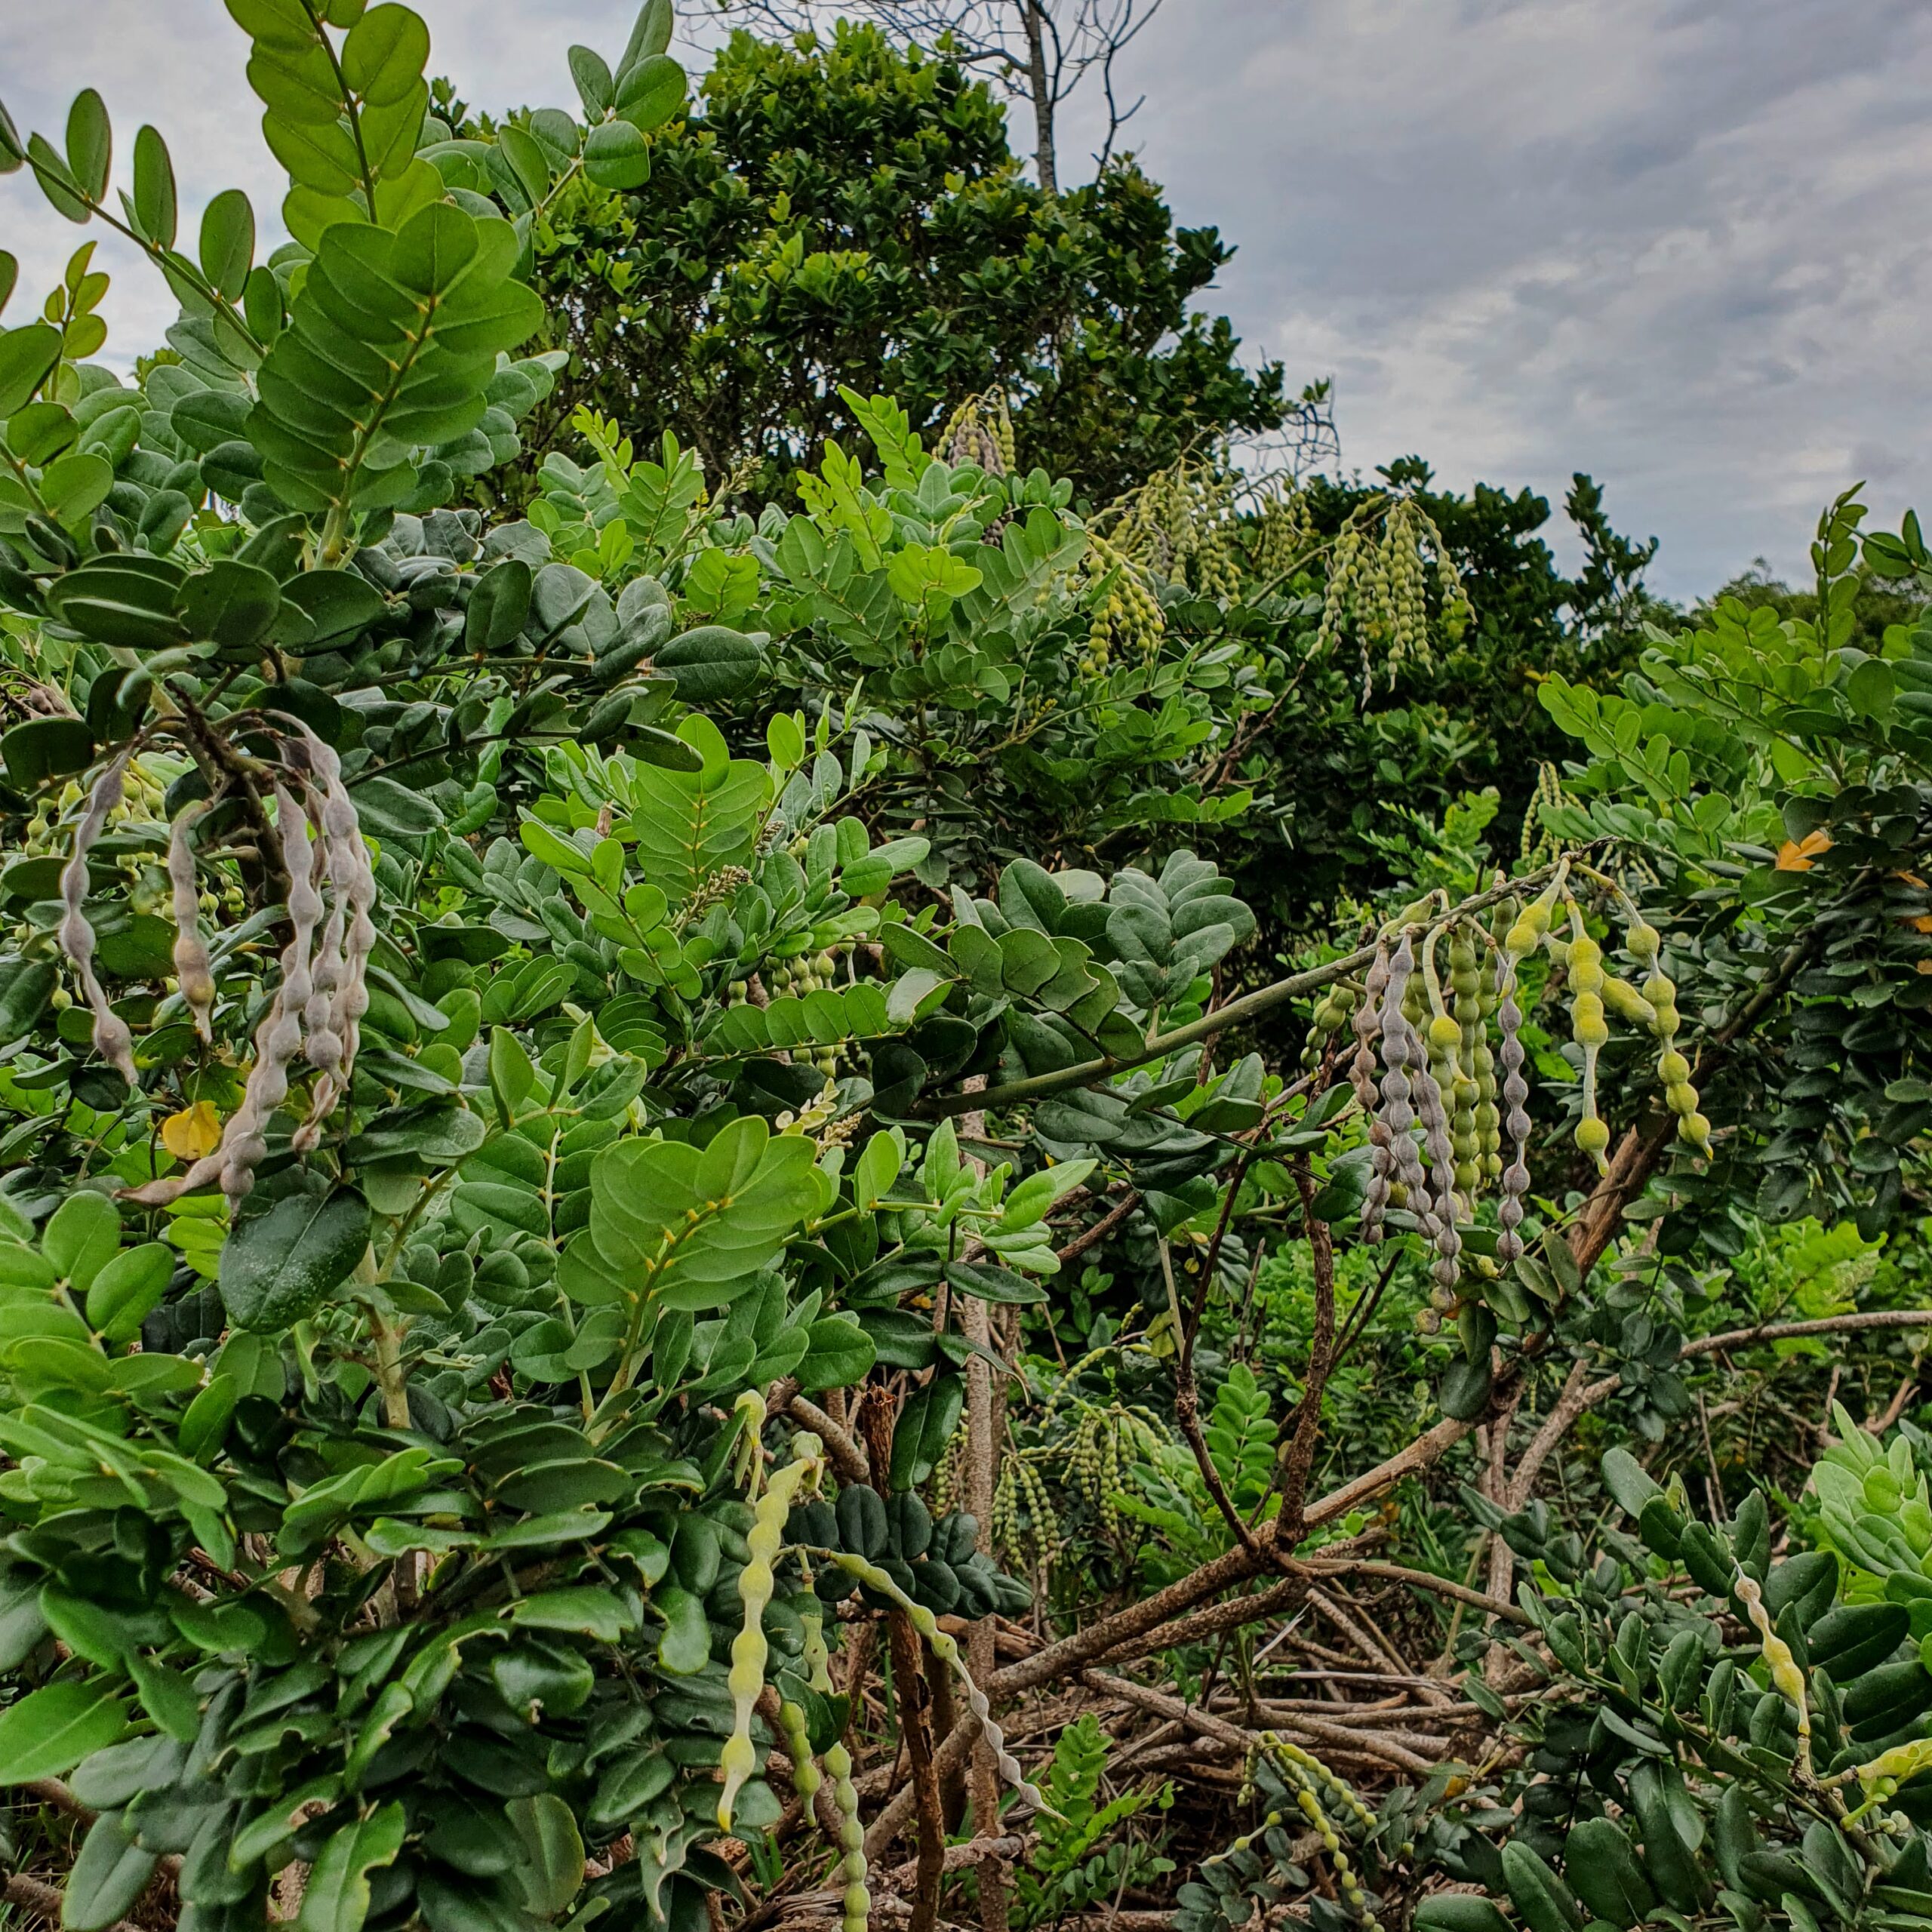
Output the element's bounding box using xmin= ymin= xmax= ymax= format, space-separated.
xmin=1349 ymin=940 xmax=1389 ymax=1116
xmin=58 ymin=754 xmax=139 ymax=1084
xmin=1377 ymin=940 xmax=1441 ymax=1243
xmin=167 ymin=802 xmax=216 ymax=1043
xmin=1355 ymin=941 xmax=1395 ymax=1241
xmin=303 ymin=735 xmax=375 ymax=1078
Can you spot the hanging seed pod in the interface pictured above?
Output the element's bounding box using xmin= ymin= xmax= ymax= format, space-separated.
xmin=821 ymin=1549 xmax=1056 ymax=1818
xmin=1374 ymin=940 xmax=1449 ymax=1276
xmin=300 ymin=731 xmax=376 ymax=1084
xmin=1473 ymin=941 xmax=1502 ymax=1186
xmin=57 ymin=754 xmax=139 ymax=1084
xmin=1564 ymin=915 xmax=1611 ymax=1171
xmin=775 ymin=1697 xmax=820 ymax=1810
xmin=825 ymin=1735 xmax=869 ymax=1932
xmin=1494 ymin=979 xmax=1532 ymax=1266
xmin=720 ymin=1417 xmax=824 ymax=1832
xmin=166 ymin=801 xmax=216 ymax=1043
xmin=1449 ymin=930 xmax=1483 ymax=1157
xmin=1349 ymin=940 xmax=1390 ymax=1117
xmin=1640 ymin=952 xmax=1710 ymax=1156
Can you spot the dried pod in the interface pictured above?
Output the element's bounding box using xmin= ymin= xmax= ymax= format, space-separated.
xmin=57 ymin=754 xmax=139 ymax=1084
xmin=1374 ymin=939 xmax=1446 ymax=1259
xmin=166 ymin=801 xmax=216 ymax=1042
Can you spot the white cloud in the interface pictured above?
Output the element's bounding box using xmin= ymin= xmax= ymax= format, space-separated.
xmin=1075 ymin=0 xmax=1932 ymax=597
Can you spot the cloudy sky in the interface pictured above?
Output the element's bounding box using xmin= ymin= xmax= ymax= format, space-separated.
xmin=3 ymin=0 xmax=1926 ymax=599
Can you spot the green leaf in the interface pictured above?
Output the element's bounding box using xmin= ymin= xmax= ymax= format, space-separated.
xmin=85 ymin=1241 xmax=174 ymax=1343
xmin=589 ymin=1116 xmax=820 ymax=1312
xmin=44 ymin=1190 xmax=122 ymax=1292
xmin=63 ymin=1811 xmax=157 ymax=1932
xmin=508 ymin=1794 xmax=585 ymax=1918
xmin=128 ymin=1654 xmax=201 ymax=1743
xmin=220 ymin=1185 xmax=372 ymax=1332
xmin=891 ymin=1374 xmax=964 ymax=1488
xmin=341 ymin=5 xmax=431 ymax=104
xmin=656 ymin=622 xmax=764 ymax=702
xmin=297 ymin=1801 xmax=406 ymax=1932
xmin=177 ymin=559 xmax=282 ymax=652
xmin=497 ymin=125 xmax=552 ymax=206
xmin=613 ymin=54 xmax=685 ymax=133
xmin=618 ymin=0 xmax=675 ymax=71
xmin=1847 ymin=656 xmax=1896 ymax=720
xmin=510 ymin=1586 xmax=637 ymax=1642
xmin=583 ymin=120 xmax=650 ymax=191
xmin=3 ymin=715 xmax=95 ymax=789
xmin=199 ymin=189 xmax=256 ymax=302
xmin=248 ymin=201 xmax=542 ymax=514
xmin=945 ymin=1260 xmax=1047 ymax=1305
xmin=131 ymin=125 xmax=177 ymax=247
xmin=64 ymin=90 xmax=111 ymax=203
xmin=568 ymin=46 xmax=614 ymax=118
xmin=0 ymin=958 xmax=56 ymax=1044
xmin=797 ymin=1315 xmax=875 ymax=1392
xmin=0 ymin=323 xmax=63 ymax=417
xmin=0 ymin=1681 xmax=128 ymax=1783
xmin=653 ymin=1583 xmax=710 ymax=1675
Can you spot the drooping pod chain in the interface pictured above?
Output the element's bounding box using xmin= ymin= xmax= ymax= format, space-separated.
xmin=1623 ymin=900 xmax=1711 ymax=1158
xmin=167 ymin=800 xmax=215 ymax=1043
xmin=1370 ymin=937 xmax=1440 ymax=1251
xmin=800 ymin=1605 xmax=870 ymax=1932
xmin=122 ymin=733 xmax=374 ymax=1207
xmin=1737 ymin=1570 xmax=1810 ymax=1775
xmin=1564 ymin=904 xmax=1611 ymax=1173
xmin=1352 ymin=939 xmax=1395 ymax=1241
xmin=818 ymin=1549 xmax=1057 ymax=1820
xmin=719 ymin=1394 xmax=826 ymax=1832
xmin=57 ymin=753 xmax=140 ymax=1084
xmin=1253 ymin=1734 xmax=1388 ymax=1932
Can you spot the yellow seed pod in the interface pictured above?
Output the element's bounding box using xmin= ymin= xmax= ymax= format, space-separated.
xmin=1567 ymin=932 xmax=1604 ymax=996
xmin=718 ymin=1423 xmax=823 ymax=1831
xmin=1571 ymin=991 xmax=1609 ymax=1050
xmin=1625 ymin=915 xmax=1661 ymax=963
xmin=1657 ymin=1050 xmax=1690 ymax=1085
xmin=1600 ymin=976 xmax=1654 ymax=1027
xmin=1575 ymin=1116 xmax=1611 ymax=1160
xmin=1426 ymin=1012 xmax=1461 ymax=1053
xmin=1679 ymin=1111 xmax=1712 ymax=1155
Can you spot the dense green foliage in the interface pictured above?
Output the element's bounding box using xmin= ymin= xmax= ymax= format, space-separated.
xmin=484 ymin=20 xmax=1287 ymax=506
xmin=0 ymin=13 xmax=1927 ymax=1932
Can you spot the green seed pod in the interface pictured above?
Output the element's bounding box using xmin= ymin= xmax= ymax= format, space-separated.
xmin=823 ymin=1549 xmax=1056 ymax=1820
xmin=718 ymin=1401 xmax=824 ymax=1832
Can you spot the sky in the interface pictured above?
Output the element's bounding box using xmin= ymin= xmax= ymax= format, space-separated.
xmin=2 ymin=0 xmax=1927 ymax=601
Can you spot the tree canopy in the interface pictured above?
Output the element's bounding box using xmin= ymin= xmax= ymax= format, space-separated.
xmin=483 ymin=20 xmax=1287 ymax=506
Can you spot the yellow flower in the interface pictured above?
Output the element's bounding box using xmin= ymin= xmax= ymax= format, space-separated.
xmin=1774 ymin=829 xmax=1832 ymax=871
xmin=162 ymin=1101 xmax=221 ymax=1161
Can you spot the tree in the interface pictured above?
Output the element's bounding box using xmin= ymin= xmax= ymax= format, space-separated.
xmin=486 ymin=21 xmax=1286 ymax=505
xmin=709 ymin=0 xmax=1166 ymax=192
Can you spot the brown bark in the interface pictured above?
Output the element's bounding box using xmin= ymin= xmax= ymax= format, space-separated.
xmin=860 ymin=1391 xmax=945 ymax=1932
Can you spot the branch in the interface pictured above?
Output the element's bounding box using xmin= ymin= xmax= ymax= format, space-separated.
xmin=771 ymin=1379 xmax=870 ymax=1484
xmin=1300 ymin=1558 xmax=1532 ymax=1628
xmin=1055 ymin=1186 xmax=1140 ymax=1264
xmin=1273 ymin=1158 xmax=1337 ymax=1544
xmin=1679 ymin=1308 xmax=1932 ymax=1360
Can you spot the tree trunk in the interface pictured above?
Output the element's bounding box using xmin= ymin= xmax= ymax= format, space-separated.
xmin=1020 ymin=0 xmax=1057 ymax=193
